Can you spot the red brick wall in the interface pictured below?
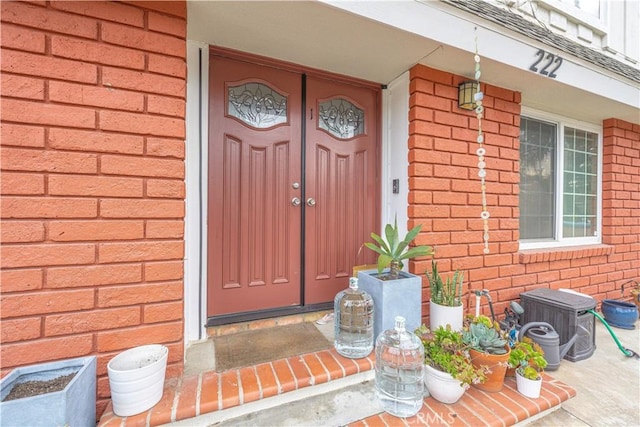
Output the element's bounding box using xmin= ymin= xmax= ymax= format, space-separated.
xmin=601 ymin=119 xmax=640 ymax=283
xmin=0 ymin=0 xmax=187 ymax=416
xmin=408 ymin=64 xmax=640 ymax=323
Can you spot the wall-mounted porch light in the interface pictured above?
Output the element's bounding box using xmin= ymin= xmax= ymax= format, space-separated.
xmin=458 ymin=81 xmax=479 ymax=110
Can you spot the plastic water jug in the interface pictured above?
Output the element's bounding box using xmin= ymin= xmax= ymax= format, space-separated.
xmin=374 ymin=316 xmax=424 ymax=417
xmin=334 ymin=277 xmax=374 ymax=358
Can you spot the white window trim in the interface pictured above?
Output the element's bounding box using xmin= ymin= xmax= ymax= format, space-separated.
xmin=519 ymin=107 xmax=603 ymax=251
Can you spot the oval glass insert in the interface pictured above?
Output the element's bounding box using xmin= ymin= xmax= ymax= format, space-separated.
xmin=318 ymin=98 xmax=364 ymax=139
xmin=227 ymin=82 xmax=287 ymax=128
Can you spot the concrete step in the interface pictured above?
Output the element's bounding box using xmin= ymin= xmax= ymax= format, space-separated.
xmin=165 ymin=372 xmax=376 ymax=426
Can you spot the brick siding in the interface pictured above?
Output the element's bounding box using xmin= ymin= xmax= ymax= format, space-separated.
xmin=0 ymin=1 xmax=187 ymax=417
xmin=408 ymin=64 xmax=640 ymax=324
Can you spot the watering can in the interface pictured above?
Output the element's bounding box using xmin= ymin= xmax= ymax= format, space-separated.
xmin=518 ymin=322 xmax=579 ymax=371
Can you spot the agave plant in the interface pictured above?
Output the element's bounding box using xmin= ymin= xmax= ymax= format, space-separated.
xmin=364 ymin=216 xmax=433 ymax=280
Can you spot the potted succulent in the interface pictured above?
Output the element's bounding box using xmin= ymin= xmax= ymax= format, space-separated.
xmin=358 ymin=216 xmax=433 ymax=339
xmin=462 ymin=315 xmax=511 ymax=392
xmin=363 ymin=215 xmax=433 ymax=280
xmin=508 ymin=337 xmax=548 ymax=398
xmin=427 ymin=260 xmax=464 ymax=331
xmin=415 ymin=324 xmax=488 ymax=404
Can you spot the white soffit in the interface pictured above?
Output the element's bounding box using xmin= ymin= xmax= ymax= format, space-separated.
xmin=187 ymin=1 xmax=434 ymax=85
xmin=187 ymin=1 xmax=639 ymax=125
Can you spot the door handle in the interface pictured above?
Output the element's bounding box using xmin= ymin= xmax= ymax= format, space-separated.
xmin=306 ymin=198 xmax=316 ymax=207
xmin=291 ymin=197 xmax=301 ymax=207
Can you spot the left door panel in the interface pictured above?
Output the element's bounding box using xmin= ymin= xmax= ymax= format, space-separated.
xmin=208 ymin=55 xmax=302 ymax=317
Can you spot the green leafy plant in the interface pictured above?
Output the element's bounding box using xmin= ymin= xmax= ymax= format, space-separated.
xmin=508 ymin=336 xmax=548 ymax=380
xmin=364 ymin=216 xmax=433 ymax=280
xmin=427 ymin=260 xmax=464 ymax=307
xmin=415 ymin=324 xmax=488 ymax=387
xmin=462 ymin=315 xmax=508 ymax=355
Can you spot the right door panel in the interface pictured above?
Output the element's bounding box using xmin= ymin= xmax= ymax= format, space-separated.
xmin=304 ymin=76 xmax=379 ymax=304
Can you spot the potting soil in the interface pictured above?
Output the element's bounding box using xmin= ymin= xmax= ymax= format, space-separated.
xmin=2 ymin=373 xmax=76 ymax=401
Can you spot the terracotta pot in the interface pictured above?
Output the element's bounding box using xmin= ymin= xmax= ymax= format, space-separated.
xmin=469 ymin=346 xmax=511 ymax=392
xmin=505 ymin=366 xmax=516 ymax=378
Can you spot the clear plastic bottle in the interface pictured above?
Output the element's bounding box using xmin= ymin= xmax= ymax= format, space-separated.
xmin=375 ymin=316 xmax=425 ymax=417
xmin=334 ymin=277 xmax=374 ymax=358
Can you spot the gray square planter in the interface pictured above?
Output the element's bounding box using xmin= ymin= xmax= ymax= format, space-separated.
xmin=357 ymin=269 xmax=423 ymax=340
xmin=0 ymin=356 xmax=96 ymax=427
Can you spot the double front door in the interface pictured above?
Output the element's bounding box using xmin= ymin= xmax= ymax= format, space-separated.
xmin=207 ymin=53 xmax=379 ymax=320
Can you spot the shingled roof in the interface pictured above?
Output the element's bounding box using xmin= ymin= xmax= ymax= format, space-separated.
xmin=443 ymin=0 xmax=640 ymax=83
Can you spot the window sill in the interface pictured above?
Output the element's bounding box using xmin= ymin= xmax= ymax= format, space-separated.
xmin=518 ymin=244 xmax=613 ymax=264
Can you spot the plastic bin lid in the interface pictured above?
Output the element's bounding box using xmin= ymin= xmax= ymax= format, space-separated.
xmin=520 ymin=288 xmax=596 ymax=310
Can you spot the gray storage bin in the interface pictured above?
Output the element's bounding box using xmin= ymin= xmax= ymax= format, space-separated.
xmin=520 ymin=288 xmax=597 ymax=362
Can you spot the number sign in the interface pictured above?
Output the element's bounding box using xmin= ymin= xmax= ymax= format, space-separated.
xmin=530 ymin=49 xmax=563 ymax=78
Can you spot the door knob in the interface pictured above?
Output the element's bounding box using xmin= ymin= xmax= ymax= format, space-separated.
xmin=291 ymin=197 xmax=301 ymax=207
xmin=306 ymin=198 xmax=316 ymax=207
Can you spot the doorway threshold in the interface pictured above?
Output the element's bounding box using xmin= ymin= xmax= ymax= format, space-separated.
xmin=206 ymin=304 xmax=332 ymax=327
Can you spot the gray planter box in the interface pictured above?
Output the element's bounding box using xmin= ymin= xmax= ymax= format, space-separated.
xmin=357 ymin=269 xmax=423 ymax=340
xmin=0 ymin=356 xmax=96 ymax=427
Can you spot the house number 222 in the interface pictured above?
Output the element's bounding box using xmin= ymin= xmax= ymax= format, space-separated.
xmin=529 ymin=49 xmax=563 ymax=78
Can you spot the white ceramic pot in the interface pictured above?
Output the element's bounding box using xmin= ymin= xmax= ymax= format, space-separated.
xmin=423 ymin=364 xmax=467 ymax=404
xmin=515 ymin=370 xmax=542 ymax=398
xmin=429 ymin=300 xmax=464 ymax=331
xmin=108 ymin=344 xmax=168 ymax=416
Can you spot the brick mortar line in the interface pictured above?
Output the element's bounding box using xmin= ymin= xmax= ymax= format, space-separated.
xmin=195 ymin=372 xmax=203 ymax=417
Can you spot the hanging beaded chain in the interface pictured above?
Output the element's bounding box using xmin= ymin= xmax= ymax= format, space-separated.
xmin=473 ymin=29 xmax=490 ymax=254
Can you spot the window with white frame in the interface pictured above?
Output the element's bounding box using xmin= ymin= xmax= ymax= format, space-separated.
xmin=519 ymin=112 xmax=601 ymax=249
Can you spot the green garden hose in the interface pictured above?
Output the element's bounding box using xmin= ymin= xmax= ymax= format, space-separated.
xmin=588 ymin=309 xmax=640 ymax=359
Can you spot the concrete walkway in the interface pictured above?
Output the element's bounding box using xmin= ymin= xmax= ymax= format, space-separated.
xmin=524 ymin=319 xmax=639 ymax=426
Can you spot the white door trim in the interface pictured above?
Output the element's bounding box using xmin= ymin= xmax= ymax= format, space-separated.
xmin=184 ymin=40 xmax=209 ymax=345
xmin=381 ymin=72 xmax=410 ymax=247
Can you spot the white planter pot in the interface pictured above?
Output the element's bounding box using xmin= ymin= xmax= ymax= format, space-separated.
xmin=423 ymin=364 xmax=467 ymax=404
xmin=515 ymin=370 xmax=542 ymax=398
xmin=108 ymin=344 xmax=168 ymax=416
xmin=357 ymin=270 xmax=422 ymax=340
xmin=429 ymin=300 xmax=464 ymax=331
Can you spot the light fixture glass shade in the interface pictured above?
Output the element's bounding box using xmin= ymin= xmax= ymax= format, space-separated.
xmin=458 ymin=82 xmax=479 ymax=110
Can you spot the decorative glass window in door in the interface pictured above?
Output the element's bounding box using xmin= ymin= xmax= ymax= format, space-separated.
xmin=227 ymin=82 xmax=287 ymax=128
xmin=318 ymin=98 xmax=364 ymax=139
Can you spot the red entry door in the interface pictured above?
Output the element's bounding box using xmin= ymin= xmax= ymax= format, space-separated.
xmin=304 ymin=76 xmax=379 ymax=304
xmin=208 ymin=54 xmax=378 ymax=318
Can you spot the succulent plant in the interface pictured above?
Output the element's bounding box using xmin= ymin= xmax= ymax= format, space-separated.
xmin=508 ymin=336 xmax=547 ymax=380
xmin=415 ymin=324 xmax=488 ymax=386
xmin=364 ymin=215 xmax=433 ymax=280
xmin=463 ymin=317 xmax=508 ymax=355
xmin=427 ymin=259 xmax=464 ymax=307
